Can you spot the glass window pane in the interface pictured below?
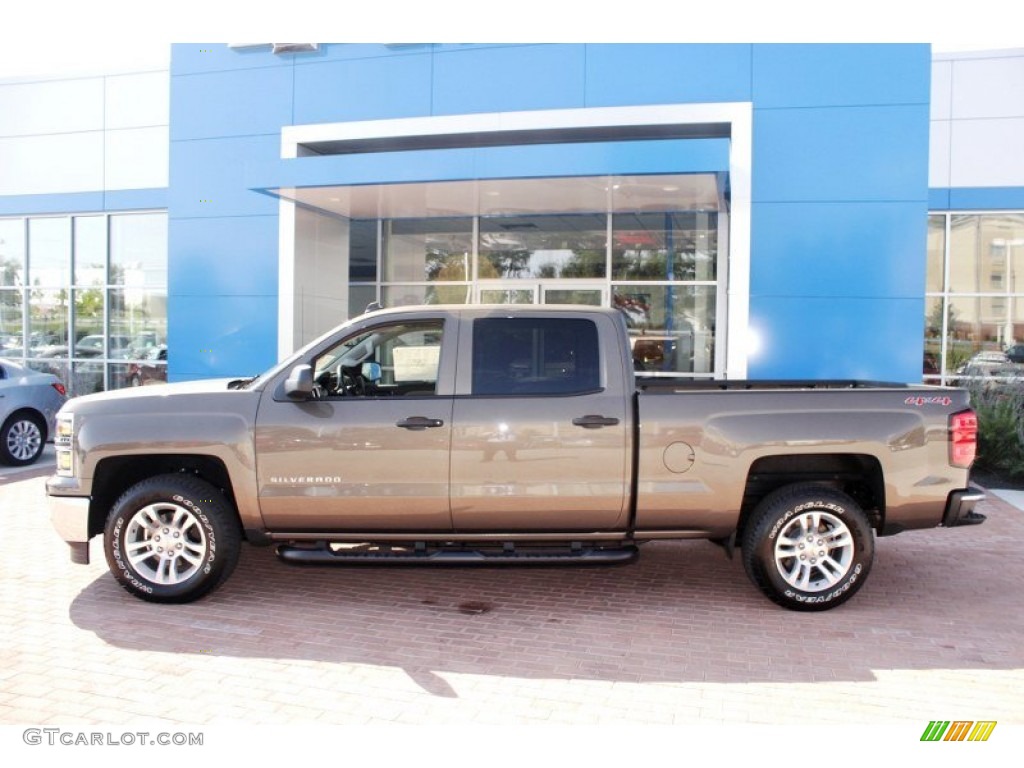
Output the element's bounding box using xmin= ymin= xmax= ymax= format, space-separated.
xmin=614 ymin=285 xmax=717 ymax=374
xmin=926 ymin=214 xmax=945 ymax=293
xmin=27 ymin=287 xmax=68 ymax=354
xmin=109 ymin=288 xmax=167 ymax=358
xmin=72 ymin=360 xmax=104 ymax=396
xmin=949 ymin=213 xmax=1024 ymax=294
xmin=0 ymin=289 xmax=24 ymax=356
xmin=383 ymin=218 xmax=472 ymax=282
xmin=945 ymin=296 xmax=1010 ymax=376
xmin=0 ymin=218 xmax=26 ymax=287
xmin=349 ymin=220 xmax=378 ymax=282
xmin=314 ymin=321 xmax=444 ymax=395
xmin=72 ymin=288 xmax=105 ymax=357
xmin=479 ymin=214 xmax=607 ymax=279
xmin=479 ymin=288 xmax=535 ymax=304
xmin=471 ymin=318 xmax=600 ymax=396
xmin=543 ymin=288 xmax=603 ymax=306
xmin=348 ymin=284 xmax=378 ymax=319
xmin=612 ymin=212 xmax=718 ymax=281
xmin=74 ymin=216 xmax=107 ymax=286
xmin=382 ymin=284 xmax=470 ymax=307
xmin=28 ymin=217 xmax=70 ymax=286
xmin=111 ymin=351 xmax=167 ymax=391
xmin=26 ymin=358 xmax=69 ymax=389
xmin=923 ymin=297 xmax=944 ymax=378
xmin=110 ymin=213 xmax=167 ymax=288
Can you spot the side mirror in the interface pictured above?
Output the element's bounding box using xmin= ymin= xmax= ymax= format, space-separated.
xmin=361 ymin=361 xmax=382 ymax=382
xmin=284 ymin=364 xmax=314 ymax=400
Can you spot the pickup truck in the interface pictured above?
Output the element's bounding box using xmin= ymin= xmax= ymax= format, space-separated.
xmin=47 ymin=305 xmax=985 ymax=611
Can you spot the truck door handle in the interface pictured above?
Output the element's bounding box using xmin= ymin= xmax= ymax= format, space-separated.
xmin=572 ymin=415 xmax=620 ymax=429
xmin=396 ymin=416 xmax=445 ymax=430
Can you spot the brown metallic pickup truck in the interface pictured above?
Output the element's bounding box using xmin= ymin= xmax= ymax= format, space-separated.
xmin=47 ymin=305 xmax=984 ymax=611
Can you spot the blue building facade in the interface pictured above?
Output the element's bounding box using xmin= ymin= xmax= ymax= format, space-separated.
xmin=2 ymin=44 xmax=1022 ymax=393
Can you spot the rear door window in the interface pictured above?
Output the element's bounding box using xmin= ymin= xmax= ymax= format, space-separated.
xmin=471 ymin=317 xmax=600 ymax=396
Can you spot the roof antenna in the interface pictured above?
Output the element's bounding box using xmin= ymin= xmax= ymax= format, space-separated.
xmin=364 ymin=301 xmax=384 ymax=314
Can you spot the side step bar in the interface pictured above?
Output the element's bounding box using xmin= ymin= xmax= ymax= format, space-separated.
xmin=276 ymin=543 xmax=639 ymax=566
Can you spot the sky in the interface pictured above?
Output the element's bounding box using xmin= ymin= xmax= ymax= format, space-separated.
xmin=1 ymin=0 xmax=1020 ymax=80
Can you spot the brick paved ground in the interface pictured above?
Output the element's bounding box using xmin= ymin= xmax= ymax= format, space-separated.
xmin=1 ymin=469 xmax=1022 ymax=730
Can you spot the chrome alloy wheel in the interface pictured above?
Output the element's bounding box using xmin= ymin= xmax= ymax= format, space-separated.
xmin=5 ymin=418 xmax=42 ymax=462
xmin=123 ymin=502 xmax=209 ymax=586
xmin=773 ymin=511 xmax=854 ymax=592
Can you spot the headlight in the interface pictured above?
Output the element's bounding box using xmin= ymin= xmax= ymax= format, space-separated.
xmin=55 ymin=414 xmax=74 ymax=477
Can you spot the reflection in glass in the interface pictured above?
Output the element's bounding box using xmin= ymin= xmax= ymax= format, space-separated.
xmin=28 ymin=218 xmax=70 ymax=286
xmin=110 ymin=213 xmax=167 ymax=288
xmin=73 ymin=287 xmax=105 ymax=354
xmin=543 ymin=289 xmax=603 ymax=306
xmin=349 ymin=220 xmax=377 ymax=282
xmin=382 ymin=284 xmax=471 ymax=307
xmin=923 ymin=297 xmax=943 ymax=379
xmin=479 ymin=288 xmax=535 ymax=304
xmin=109 ymin=287 xmax=167 ymax=358
xmin=949 ymin=214 xmax=1024 ymax=294
xmin=614 ymin=285 xmax=716 ymax=375
xmin=113 ymin=349 xmax=167 ymax=389
xmin=348 ymin=284 xmax=378 ymax=319
xmin=27 ymin=287 xmax=68 ymax=354
xmin=0 ymin=291 xmax=24 ymax=356
xmin=0 ymin=218 xmax=25 ymax=287
xmin=72 ymin=360 xmax=105 ymax=396
xmin=612 ymin=212 xmax=718 ymax=281
xmin=74 ymin=216 xmax=107 ymax=286
xmin=383 ymin=218 xmax=472 ymax=282
xmin=926 ymin=215 xmax=945 ymax=294
xmin=478 ymin=215 xmax=607 ymax=280
xmin=27 ymin=358 xmax=69 ymax=390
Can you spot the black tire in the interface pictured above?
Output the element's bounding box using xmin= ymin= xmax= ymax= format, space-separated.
xmin=0 ymin=411 xmax=46 ymax=466
xmin=104 ymin=474 xmax=241 ymax=603
xmin=741 ymin=483 xmax=874 ymax=611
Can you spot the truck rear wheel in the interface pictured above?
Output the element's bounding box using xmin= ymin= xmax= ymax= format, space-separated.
xmin=104 ymin=474 xmax=241 ymax=603
xmin=741 ymin=484 xmax=874 ymax=611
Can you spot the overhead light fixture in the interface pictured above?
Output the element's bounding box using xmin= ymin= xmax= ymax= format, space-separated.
xmin=228 ymin=43 xmax=320 ymax=55
xmin=271 ymin=43 xmax=319 ymax=54
xmin=662 ymin=185 xmax=680 ymax=192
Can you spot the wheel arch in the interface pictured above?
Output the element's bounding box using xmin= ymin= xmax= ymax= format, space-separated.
xmin=2 ymin=406 xmax=48 ymax=439
xmin=88 ymin=453 xmax=241 ymax=539
xmin=737 ymin=453 xmax=885 ymax=543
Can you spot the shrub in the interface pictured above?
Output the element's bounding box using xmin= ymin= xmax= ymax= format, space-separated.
xmin=968 ymin=380 xmax=1024 ymax=480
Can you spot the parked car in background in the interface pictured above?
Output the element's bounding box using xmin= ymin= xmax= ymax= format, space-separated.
xmin=74 ymin=334 xmax=131 ymax=358
xmin=127 ymin=346 xmax=167 ymax=386
xmin=1005 ymin=344 xmax=1024 ymax=364
xmin=0 ymin=359 xmax=67 ymax=466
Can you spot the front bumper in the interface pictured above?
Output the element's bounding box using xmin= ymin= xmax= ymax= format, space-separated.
xmin=943 ymin=487 xmax=987 ymax=527
xmin=47 ymin=488 xmax=92 ymax=564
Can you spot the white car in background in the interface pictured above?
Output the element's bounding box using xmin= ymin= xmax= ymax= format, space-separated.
xmin=0 ymin=359 xmax=67 ymax=466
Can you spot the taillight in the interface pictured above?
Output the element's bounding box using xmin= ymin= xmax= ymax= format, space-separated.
xmin=52 ymin=382 xmax=67 ymax=397
xmin=950 ymin=409 xmax=978 ymax=468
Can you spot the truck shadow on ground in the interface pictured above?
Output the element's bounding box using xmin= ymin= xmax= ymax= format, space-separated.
xmin=69 ymin=510 xmax=1022 ymax=693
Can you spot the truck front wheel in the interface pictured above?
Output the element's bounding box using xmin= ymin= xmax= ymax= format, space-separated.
xmin=741 ymin=484 xmax=874 ymax=611
xmin=104 ymin=474 xmax=241 ymax=603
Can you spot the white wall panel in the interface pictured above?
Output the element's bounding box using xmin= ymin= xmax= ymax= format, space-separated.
xmin=104 ymin=127 xmax=169 ymax=189
xmin=930 ymin=60 xmax=952 ymax=121
xmin=950 ymin=117 xmax=1024 ymax=187
xmin=105 ymin=71 xmax=170 ymax=129
xmin=0 ymin=78 xmax=103 ymax=137
xmin=951 ymin=54 xmax=1024 ymax=119
xmin=0 ymin=133 xmax=103 ymax=195
xmin=929 ymin=120 xmax=951 ymax=188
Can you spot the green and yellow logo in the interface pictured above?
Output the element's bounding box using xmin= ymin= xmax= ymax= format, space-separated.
xmin=921 ymin=721 xmax=997 ymax=742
